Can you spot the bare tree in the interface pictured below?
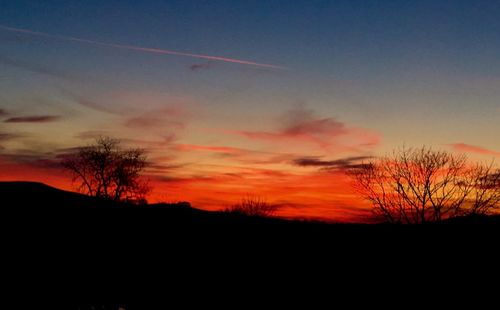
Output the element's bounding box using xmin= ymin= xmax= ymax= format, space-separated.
xmin=62 ymin=137 xmax=150 ymax=203
xmin=461 ymin=163 xmax=500 ymax=216
xmin=349 ymin=146 xmax=500 ymax=224
xmin=225 ymin=196 xmax=280 ymax=217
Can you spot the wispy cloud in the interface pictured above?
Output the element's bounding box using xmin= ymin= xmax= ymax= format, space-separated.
xmin=189 ymin=62 xmax=212 ymax=71
xmin=61 ymin=89 xmax=199 ymax=119
xmin=125 ymin=107 xmax=186 ymax=129
xmin=0 ymin=149 xmax=59 ymax=167
xmin=292 ymin=156 xmax=372 ymax=170
xmin=175 ymin=144 xmax=242 ymax=154
xmin=0 ymin=24 xmax=285 ymax=69
xmin=174 ymin=143 xmax=295 ymax=165
xmin=4 ymin=115 xmax=61 ymax=123
xmin=58 ymin=89 xmax=120 ymax=115
xmin=122 ymin=135 xmax=178 ymax=149
xmin=225 ymin=105 xmax=380 ymax=151
xmin=450 ymin=143 xmax=500 ymax=157
xmin=0 ymin=54 xmax=78 ymax=81
xmin=75 ymin=130 xmax=112 ymax=140
xmin=0 ymin=132 xmax=26 ymax=141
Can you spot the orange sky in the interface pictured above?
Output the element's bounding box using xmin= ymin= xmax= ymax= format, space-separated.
xmin=1 ymin=2 xmax=500 ymax=222
xmin=0 ymin=145 xmax=375 ymax=222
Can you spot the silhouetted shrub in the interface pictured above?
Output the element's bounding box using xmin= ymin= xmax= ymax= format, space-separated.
xmin=225 ymin=196 xmax=280 ymax=217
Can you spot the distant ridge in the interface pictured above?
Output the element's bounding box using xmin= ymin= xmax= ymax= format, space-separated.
xmin=1 ymin=181 xmax=499 ymax=225
xmin=0 ymin=181 xmax=192 ymax=211
xmin=1 ymin=180 xmax=499 ymax=305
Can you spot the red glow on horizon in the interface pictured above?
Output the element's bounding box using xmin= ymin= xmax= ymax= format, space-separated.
xmin=0 ymin=158 xmax=372 ymax=223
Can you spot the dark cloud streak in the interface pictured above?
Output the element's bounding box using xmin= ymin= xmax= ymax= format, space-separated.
xmin=0 ymin=132 xmax=26 ymax=141
xmin=4 ymin=115 xmax=60 ymax=123
xmin=292 ymin=156 xmax=373 ymax=170
xmin=189 ymin=63 xmax=212 ymax=71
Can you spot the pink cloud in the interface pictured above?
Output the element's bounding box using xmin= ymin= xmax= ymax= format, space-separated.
xmin=450 ymin=143 xmax=500 ymax=157
xmin=223 ymin=106 xmax=381 ymax=152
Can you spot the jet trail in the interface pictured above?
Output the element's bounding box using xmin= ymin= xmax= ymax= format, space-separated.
xmin=0 ymin=25 xmax=285 ymax=69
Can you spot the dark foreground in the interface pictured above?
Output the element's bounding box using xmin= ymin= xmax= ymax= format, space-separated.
xmin=2 ymin=181 xmax=499 ymax=308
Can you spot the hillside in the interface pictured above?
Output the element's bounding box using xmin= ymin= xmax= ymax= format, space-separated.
xmin=2 ymin=181 xmax=499 ymax=307
xmin=2 ymin=181 xmax=499 ymax=236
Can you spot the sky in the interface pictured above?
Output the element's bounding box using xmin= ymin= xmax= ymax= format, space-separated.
xmin=0 ymin=0 xmax=499 ymax=222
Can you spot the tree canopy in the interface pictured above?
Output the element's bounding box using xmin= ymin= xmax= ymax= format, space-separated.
xmin=62 ymin=137 xmax=150 ymax=203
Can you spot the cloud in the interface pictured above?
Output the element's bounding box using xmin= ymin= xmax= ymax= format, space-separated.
xmin=123 ymin=110 xmax=189 ymax=153
xmin=121 ymin=135 xmax=178 ymax=149
xmin=292 ymin=156 xmax=372 ymax=170
xmin=226 ymin=105 xmax=380 ymax=151
xmin=0 ymin=132 xmax=26 ymax=141
xmin=189 ymin=63 xmax=212 ymax=71
xmin=75 ymin=130 xmax=112 ymax=140
xmin=0 ymin=54 xmax=78 ymax=81
xmin=450 ymin=143 xmax=500 ymax=157
xmin=175 ymin=144 xmax=243 ymax=154
xmin=61 ymin=89 xmax=198 ymax=118
xmin=154 ymin=175 xmax=219 ymax=184
xmin=125 ymin=116 xmax=184 ymax=129
xmin=0 ymin=149 xmax=61 ymax=169
xmin=59 ymin=89 xmax=120 ymax=115
xmin=4 ymin=115 xmax=61 ymax=123
xmin=0 ymin=24 xmax=285 ymax=69
xmin=174 ymin=143 xmax=296 ymax=165
xmin=147 ymin=163 xmax=186 ymax=173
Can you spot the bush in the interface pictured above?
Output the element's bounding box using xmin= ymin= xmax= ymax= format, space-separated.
xmin=225 ymin=197 xmax=280 ymax=217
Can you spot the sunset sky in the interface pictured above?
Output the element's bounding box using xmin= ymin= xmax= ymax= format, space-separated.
xmin=1 ymin=0 xmax=499 ymax=221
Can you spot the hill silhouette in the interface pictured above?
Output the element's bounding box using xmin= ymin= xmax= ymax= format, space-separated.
xmin=3 ymin=181 xmax=500 ymax=233
xmin=2 ymin=181 xmax=499 ymax=308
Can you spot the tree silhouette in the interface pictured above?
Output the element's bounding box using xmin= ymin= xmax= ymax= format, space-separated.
xmin=225 ymin=196 xmax=280 ymax=217
xmin=462 ymin=163 xmax=500 ymax=216
xmin=349 ymin=146 xmax=500 ymax=224
xmin=62 ymin=137 xmax=150 ymax=203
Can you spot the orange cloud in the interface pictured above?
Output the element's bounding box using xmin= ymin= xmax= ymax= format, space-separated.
xmin=175 ymin=144 xmax=243 ymax=154
xmin=450 ymin=143 xmax=500 ymax=157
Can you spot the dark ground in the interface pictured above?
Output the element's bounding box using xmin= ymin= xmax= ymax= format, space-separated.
xmin=1 ymin=181 xmax=499 ymax=308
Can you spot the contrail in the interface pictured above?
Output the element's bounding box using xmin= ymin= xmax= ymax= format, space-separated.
xmin=0 ymin=24 xmax=285 ymax=69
